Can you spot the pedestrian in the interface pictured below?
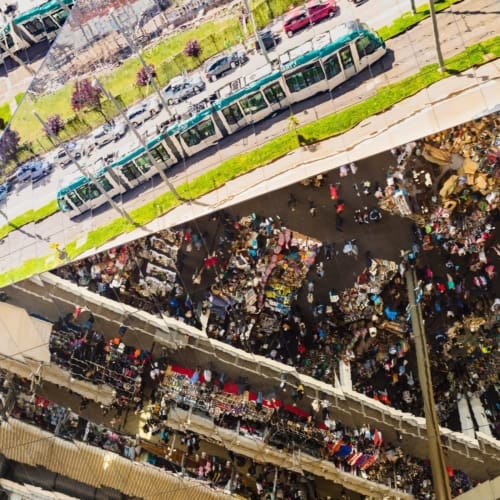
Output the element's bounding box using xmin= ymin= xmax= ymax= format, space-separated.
xmin=369 ymin=207 xmax=382 ymax=222
xmin=309 ymin=200 xmax=317 ymax=217
xmin=336 ymin=214 xmax=344 ymax=232
xmin=354 ymin=209 xmax=363 ymax=225
xmin=339 ymin=164 xmax=349 ymax=177
xmin=343 ymin=240 xmax=358 ymax=259
xmin=296 ymin=384 xmax=305 ymax=400
xmin=329 ymin=183 xmax=339 ymax=201
xmin=363 ymin=206 xmax=370 ymax=224
xmin=350 ymin=162 xmax=358 ymax=175
xmin=365 ymin=251 xmax=373 ymax=268
xmin=336 ymin=200 xmax=345 ymax=214
xmin=316 ymin=261 xmax=325 ymax=278
xmin=287 ymin=193 xmax=297 ymax=211
xmin=324 ymin=243 xmax=332 ymax=260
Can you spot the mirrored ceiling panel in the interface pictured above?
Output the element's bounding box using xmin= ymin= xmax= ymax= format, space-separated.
xmin=0 ymin=0 xmax=498 ymax=286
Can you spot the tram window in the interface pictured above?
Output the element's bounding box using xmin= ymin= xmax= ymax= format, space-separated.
xmin=42 ymin=16 xmax=58 ymax=33
xmin=240 ymin=92 xmax=268 ymax=115
xmin=67 ymin=192 xmax=83 ymax=207
xmin=356 ymin=36 xmax=376 ymax=57
xmin=53 ymin=9 xmax=69 ymax=27
xmin=24 ymin=19 xmax=45 ymax=37
xmin=151 ymin=144 xmax=170 ymax=162
xmin=222 ymin=104 xmax=243 ymax=125
xmin=324 ymin=54 xmax=341 ymax=79
xmin=263 ymin=83 xmax=286 ymax=104
xmin=121 ymin=162 xmax=142 ymax=181
xmin=180 ymin=119 xmax=215 ymax=147
xmin=77 ymin=183 xmax=100 ymax=201
xmin=58 ymin=198 xmax=71 ymax=211
xmin=136 ymin=154 xmax=152 ymax=172
xmin=285 ymin=63 xmax=325 ymax=93
xmin=339 ymin=46 xmax=354 ymax=69
xmin=1 ymin=34 xmax=14 ymax=50
xmin=98 ymin=176 xmax=113 ymax=192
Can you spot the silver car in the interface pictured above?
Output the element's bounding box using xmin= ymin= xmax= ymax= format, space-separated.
xmin=163 ymin=74 xmax=206 ymax=104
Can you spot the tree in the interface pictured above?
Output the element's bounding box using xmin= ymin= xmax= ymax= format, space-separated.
xmin=184 ymin=39 xmax=201 ymax=59
xmin=288 ymin=114 xmax=306 ymax=147
xmin=71 ymin=79 xmax=103 ymax=113
xmin=136 ymin=64 xmax=157 ymax=87
xmin=0 ymin=128 xmax=20 ymax=163
xmin=45 ymin=114 xmax=64 ymax=136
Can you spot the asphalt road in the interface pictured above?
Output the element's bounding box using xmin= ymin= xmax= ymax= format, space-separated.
xmin=0 ymin=0 xmax=497 ymax=278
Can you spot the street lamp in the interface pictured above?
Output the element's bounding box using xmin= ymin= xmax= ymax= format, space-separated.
xmin=242 ymin=0 xmax=272 ymax=66
xmin=405 ymin=269 xmax=451 ymax=500
xmin=428 ymin=0 xmax=445 ymax=72
xmin=33 ymin=110 xmax=136 ymax=226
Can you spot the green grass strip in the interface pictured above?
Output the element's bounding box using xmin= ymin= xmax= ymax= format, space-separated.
xmin=0 ymin=102 xmax=11 ymax=128
xmin=0 ymin=36 xmax=497 ymax=287
xmin=377 ymin=0 xmax=464 ymax=40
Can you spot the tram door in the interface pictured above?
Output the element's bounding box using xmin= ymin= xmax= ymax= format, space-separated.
xmin=262 ymin=82 xmax=288 ymax=113
xmin=339 ymin=45 xmax=356 ymax=80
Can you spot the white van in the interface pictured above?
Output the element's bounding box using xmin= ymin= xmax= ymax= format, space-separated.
xmin=16 ymin=160 xmax=52 ymax=183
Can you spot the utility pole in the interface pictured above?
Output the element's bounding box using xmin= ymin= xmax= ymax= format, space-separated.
xmin=33 ymin=110 xmax=136 ymax=226
xmin=410 ymin=0 xmax=416 ymax=14
xmin=428 ymin=0 xmax=445 ymax=72
xmin=242 ymin=0 xmax=271 ymax=66
xmin=405 ymin=269 xmax=452 ymax=500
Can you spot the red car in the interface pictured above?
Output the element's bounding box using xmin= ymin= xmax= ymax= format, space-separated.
xmin=283 ymin=0 xmax=338 ymax=37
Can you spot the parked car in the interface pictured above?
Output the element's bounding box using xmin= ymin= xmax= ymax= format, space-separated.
xmin=15 ymin=160 xmax=52 ymax=183
xmin=164 ymin=74 xmax=206 ymax=104
xmin=91 ymin=124 xmax=115 ymax=148
xmin=126 ymin=104 xmax=148 ymax=127
xmin=50 ymin=141 xmax=84 ymax=168
xmin=113 ymin=121 xmax=128 ymax=141
xmin=253 ymin=28 xmax=281 ymax=52
xmin=145 ymin=96 xmax=163 ymax=117
xmin=204 ymin=50 xmax=249 ymax=82
xmin=0 ymin=182 xmax=11 ymax=202
xmin=283 ymin=0 xmax=338 ymax=37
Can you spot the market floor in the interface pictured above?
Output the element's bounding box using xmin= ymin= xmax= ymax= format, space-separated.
xmin=176 ymin=150 xmax=415 ymax=319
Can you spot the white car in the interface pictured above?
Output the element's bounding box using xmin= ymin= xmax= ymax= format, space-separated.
xmin=126 ymin=104 xmax=148 ymax=127
xmin=50 ymin=141 xmax=84 ymax=168
xmin=91 ymin=124 xmax=114 ymax=148
xmin=15 ymin=160 xmax=52 ymax=183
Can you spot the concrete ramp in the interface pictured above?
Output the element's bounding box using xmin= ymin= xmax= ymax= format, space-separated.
xmin=469 ymin=395 xmax=492 ymax=437
xmin=338 ymin=360 xmax=352 ymax=391
xmin=457 ymin=397 xmax=475 ymax=438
